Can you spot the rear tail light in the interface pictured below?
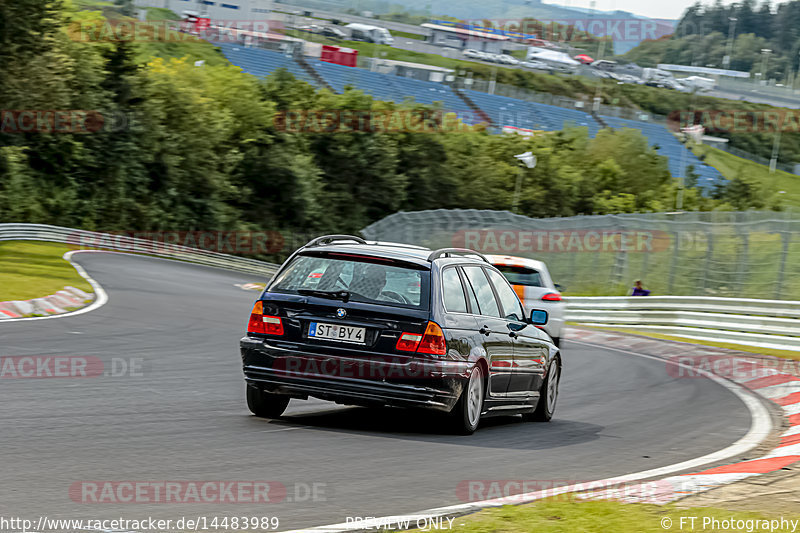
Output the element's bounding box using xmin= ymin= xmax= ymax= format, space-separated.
xmin=417 ymin=321 xmax=447 ymax=356
xmin=542 ymin=293 xmax=562 ymax=302
xmin=396 ymin=321 xmax=447 ymax=356
xmin=395 ymin=332 xmax=423 ymax=352
xmin=247 ymin=301 xmax=284 ymax=335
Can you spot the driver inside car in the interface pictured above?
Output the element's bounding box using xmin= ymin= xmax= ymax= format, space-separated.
xmin=349 ymin=263 xmax=387 ymax=300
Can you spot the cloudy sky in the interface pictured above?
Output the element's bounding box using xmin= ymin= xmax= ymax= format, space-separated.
xmin=544 ymin=0 xmax=741 ymax=20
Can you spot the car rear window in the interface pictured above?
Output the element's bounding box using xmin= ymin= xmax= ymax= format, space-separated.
xmin=493 ymin=265 xmax=543 ymax=287
xmin=269 ymin=253 xmax=429 ymax=309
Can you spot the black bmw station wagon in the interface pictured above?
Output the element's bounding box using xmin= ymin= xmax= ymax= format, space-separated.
xmin=240 ymin=235 xmax=561 ymax=434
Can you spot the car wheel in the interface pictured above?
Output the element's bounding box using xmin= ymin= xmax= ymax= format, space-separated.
xmin=552 ymin=337 xmax=561 ymax=348
xmin=247 ymin=386 xmax=290 ymax=418
xmin=452 ymin=365 xmax=484 ymax=434
xmin=524 ymin=358 xmax=559 ymax=422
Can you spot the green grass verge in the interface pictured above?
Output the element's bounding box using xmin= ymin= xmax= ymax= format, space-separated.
xmin=693 ymin=144 xmax=800 ymax=208
xmin=431 ymin=500 xmax=799 ymax=532
xmin=0 ymin=241 xmax=93 ymax=302
xmin=572 ymin=323 xmax=800 ymax=360
xmin=144 ymin=7 xmax=178 ymax=22
xmin=391 ymin=30 xmax=425 ymax=41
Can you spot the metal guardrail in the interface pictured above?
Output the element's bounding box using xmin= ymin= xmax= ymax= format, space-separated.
xmin=0 ymin=224 xmax=280 ymax=278
xmin=565 ymin=296 xmax=800 ymax=350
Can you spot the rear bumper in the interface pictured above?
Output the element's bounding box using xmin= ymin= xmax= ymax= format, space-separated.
xmin=240 ymin=336 xmax=470 ymax=411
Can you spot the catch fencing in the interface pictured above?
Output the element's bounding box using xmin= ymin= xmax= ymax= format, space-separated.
xmin=362 ymin=209 xmax=800 ymax=301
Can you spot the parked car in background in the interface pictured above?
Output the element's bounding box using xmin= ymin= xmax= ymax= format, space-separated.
xmin=463 ymin=48 xmax=483 ymax=59
xmin=320 ymin=26 xmax=346 ymax=39
xmin=297 ymin=24 xmax=323 ymax=34
xmin=591 ymin=59 xmax=618 ymax=72
xmin=345 ymin=23 xmax=394 ymax=44
xmin=618 ymin=73 xmax=644 ymax=84
xmin=680 ymin=75 xmax=715 ymax=92
xmin=520 ymin=60 xmax=550 ymax=70
xmin=497 ymin=54 xmax=520 ymax=65
xmin=485 ymin=255 xmax=565 ymax=347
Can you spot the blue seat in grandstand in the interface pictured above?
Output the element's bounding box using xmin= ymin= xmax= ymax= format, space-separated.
xmin=463 ymin=90 xmax=602 ymax=135
xmin=215 ymin=43 xmax=315 ymax=84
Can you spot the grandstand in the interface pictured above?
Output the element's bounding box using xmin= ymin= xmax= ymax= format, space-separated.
xmin=216 ymin=43 xmax=724 ymax=189
xmin=216 ymin=43 xmax=314 ymax=83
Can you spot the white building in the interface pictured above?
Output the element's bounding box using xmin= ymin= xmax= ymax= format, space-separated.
xmin=134 ymin=0 xmax=275 ymax=22
xmin=420 ymin=23 xmax=509 ymax=54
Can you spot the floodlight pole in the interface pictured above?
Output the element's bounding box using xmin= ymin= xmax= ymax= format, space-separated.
xmin=722 ymin=17 xmax=737 ymax=69
xmin=512 ymin=152 xmax=536 ymax=213
xmin=769 ymin=128 xmax=783 ymax=174
xmin=512 ymin=167 xmax=525 ymax=213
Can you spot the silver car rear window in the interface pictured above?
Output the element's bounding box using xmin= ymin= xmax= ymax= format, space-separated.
xmin=493 ymin=265 xmax=543 ymax=287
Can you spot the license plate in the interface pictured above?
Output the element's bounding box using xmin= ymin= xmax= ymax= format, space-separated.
xmin=309 ymin=322 xmax=366 ymax=344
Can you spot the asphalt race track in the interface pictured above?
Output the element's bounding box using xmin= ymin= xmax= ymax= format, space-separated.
xmin=0 ymin=253 xmax=753 ymax=531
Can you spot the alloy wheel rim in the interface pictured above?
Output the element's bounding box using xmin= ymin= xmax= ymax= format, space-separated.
xmin=547 ymin=363 xmax=559 ymax=412
xmin=467 ymin=369 xmax=483 ymax=426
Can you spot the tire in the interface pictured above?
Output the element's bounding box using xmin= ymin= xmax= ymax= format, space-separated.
xmin=451 ymin=365 xmax=485 ymax=435
xmin=247 ymin=386 xmax=290 ymax=418
xmin=524 ymin=358 xmax=560 ymax=422
xmin=551 ymin=337 xmax=561 ymax=348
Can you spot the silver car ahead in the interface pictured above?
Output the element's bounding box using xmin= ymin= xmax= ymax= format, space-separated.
xmin=486 ymin=255 xmax=565 ymax=347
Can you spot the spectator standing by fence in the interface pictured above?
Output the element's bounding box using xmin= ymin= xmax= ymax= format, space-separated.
xmin=631 ymin=280 xmax=651 ymax=296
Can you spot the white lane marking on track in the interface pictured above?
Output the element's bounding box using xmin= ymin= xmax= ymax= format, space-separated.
xmin=757 ymin=382 xmax=800 ymax=399
xmin=0 ymin=251 xmax=109 ymax=323
xmin=763 ymin=442 xmax=800 ymax=458
xmin=280 ymin=339 xmax=773 ymax=533
xmin=783 ymin=403 xmax=800 ymax=416
xmin=733 ymin=368 xmax=782 ymax=383
xmin=782 ymin=426 xmax=800 ymax=438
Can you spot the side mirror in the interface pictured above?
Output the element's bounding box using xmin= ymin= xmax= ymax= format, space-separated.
xmin=529 ymin=309 xmax=548 ymax=326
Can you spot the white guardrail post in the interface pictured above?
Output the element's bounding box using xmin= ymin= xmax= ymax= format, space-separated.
xmin=565 ymin=296 xmax=800 ymax=351
xmin=0 ymin=223 xmax=279 ymax=277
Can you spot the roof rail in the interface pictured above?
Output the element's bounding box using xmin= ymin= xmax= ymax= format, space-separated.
xmin=304 ymin=235 xmax=367 ymax=248
xmin=427 ymin=248 xmax=490 ymax=263
xmin=368 ymin=241 xmax=430 ymax=251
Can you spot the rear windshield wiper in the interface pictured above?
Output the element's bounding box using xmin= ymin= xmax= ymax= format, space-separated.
xmin=298 ymin=289 xmax=351 ymax=302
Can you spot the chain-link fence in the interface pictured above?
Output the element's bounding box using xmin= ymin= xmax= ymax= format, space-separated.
xmin=361 ymin=209 xmax=800 ymax=300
